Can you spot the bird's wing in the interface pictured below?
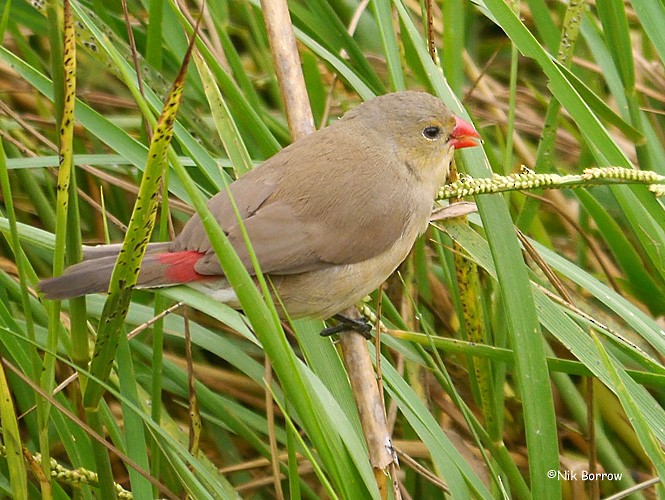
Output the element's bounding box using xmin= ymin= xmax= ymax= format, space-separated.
xmin=192 ymin=199 xmax=324 ymax=275
xmin=171 ymin=168 xmax=277 ymax=255
xmin=172 ymin=130 xmax=414 ymax=277
xmin=190 ymin=192 xmax=410 ymax=277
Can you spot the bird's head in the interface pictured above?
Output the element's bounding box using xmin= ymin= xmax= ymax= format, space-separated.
xmin=343 ymin=92 xmax=480 ymax=185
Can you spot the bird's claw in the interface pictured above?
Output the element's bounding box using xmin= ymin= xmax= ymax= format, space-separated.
xmin=320 ymin=314 xmax=372 ymax=339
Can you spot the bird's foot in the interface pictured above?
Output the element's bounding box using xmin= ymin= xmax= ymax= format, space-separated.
xmin=320 ymin=314 xmax=372 ymax=339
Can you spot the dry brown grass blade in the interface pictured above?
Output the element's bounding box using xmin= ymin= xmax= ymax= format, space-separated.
xmin=394 ymin=446 xmax=449 ymax=493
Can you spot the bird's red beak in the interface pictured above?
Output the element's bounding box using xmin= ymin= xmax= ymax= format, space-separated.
xmin=450 ymin=116 xmax=481 ymax=149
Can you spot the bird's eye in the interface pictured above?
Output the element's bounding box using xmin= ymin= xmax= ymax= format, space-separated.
xmin=422 ymin=125 xmax=442 ymax=140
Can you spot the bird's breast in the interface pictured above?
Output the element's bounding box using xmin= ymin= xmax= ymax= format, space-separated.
xmin=269 ymin=214 xmax=426 ymax=319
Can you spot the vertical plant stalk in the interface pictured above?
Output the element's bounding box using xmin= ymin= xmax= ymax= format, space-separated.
xmin=78 ymin=20 xmax=200 ymax=494
xmin=503 ymin=0 xmax=520 ymax=174
xmin=424 ymin=0 xmax=436 ymax=61
xmin=403 ymin=7 xmax=440 ymax=455
xmin=260 ymin=3 xmax=316 ymax=495
xmin=40 ymin=0 xmax=77 ymax=495
xmin=339 ymin=308 xmax=396 ymax=480
xmin=259 ymin=0 xmax=314 ymax=138
xmin=260 ymin=1 xmax=396 ymax=495
xmin=546 ymin=0 xmax=586 ymax=154
xmin=143 ymin=4 xmax=171 ymax=488
xmin=82 ymin=20 xmax=198 ymax=409
xmin=65 ymin=0 xmax=89 ymax=414
xmin=449 ymin=205 xmax=501 ymax=445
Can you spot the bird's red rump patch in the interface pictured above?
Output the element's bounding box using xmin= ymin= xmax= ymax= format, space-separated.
xmin=158 ymin=251 xmax=206 ymax=283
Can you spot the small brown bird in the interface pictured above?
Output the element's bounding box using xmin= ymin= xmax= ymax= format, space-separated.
xmin=39 ymin=91 xmax=480 ymax=322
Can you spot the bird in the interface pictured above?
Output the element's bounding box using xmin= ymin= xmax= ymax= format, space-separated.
xmin=39 ymin=91 xmax=480 ymax=327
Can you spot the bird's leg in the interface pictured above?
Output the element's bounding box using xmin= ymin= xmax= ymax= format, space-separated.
xmin=320 ymin=314 xmax=372 ymax=339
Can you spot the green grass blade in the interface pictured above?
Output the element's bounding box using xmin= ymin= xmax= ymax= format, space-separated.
xmin=629 ymin=0 xmax=665 ymax=70
xmin=591 ymin=333 xmax=665 ymax=479
xmin=0 ymin=360 xmax=28 ymax=499
xmin=115 ymin=334 xmax=152 ymax=498
xmin=83 ymin=28 xmax=196 ymax=409
xmin=193 ymin=52 xmax=253 ymax=175
xmin=596 ymin=0 xmax=635 ymax=90
xmin=382 ymin=359 xmax=492 ymax=498
xmin=370 ymin=0 xmax=405 ymax=91
xmin=395 ymin=3 xmax=560 ymax=496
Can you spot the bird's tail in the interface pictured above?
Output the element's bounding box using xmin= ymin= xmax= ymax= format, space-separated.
xmin=38 ymin=243 xmax=206 ymax=300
